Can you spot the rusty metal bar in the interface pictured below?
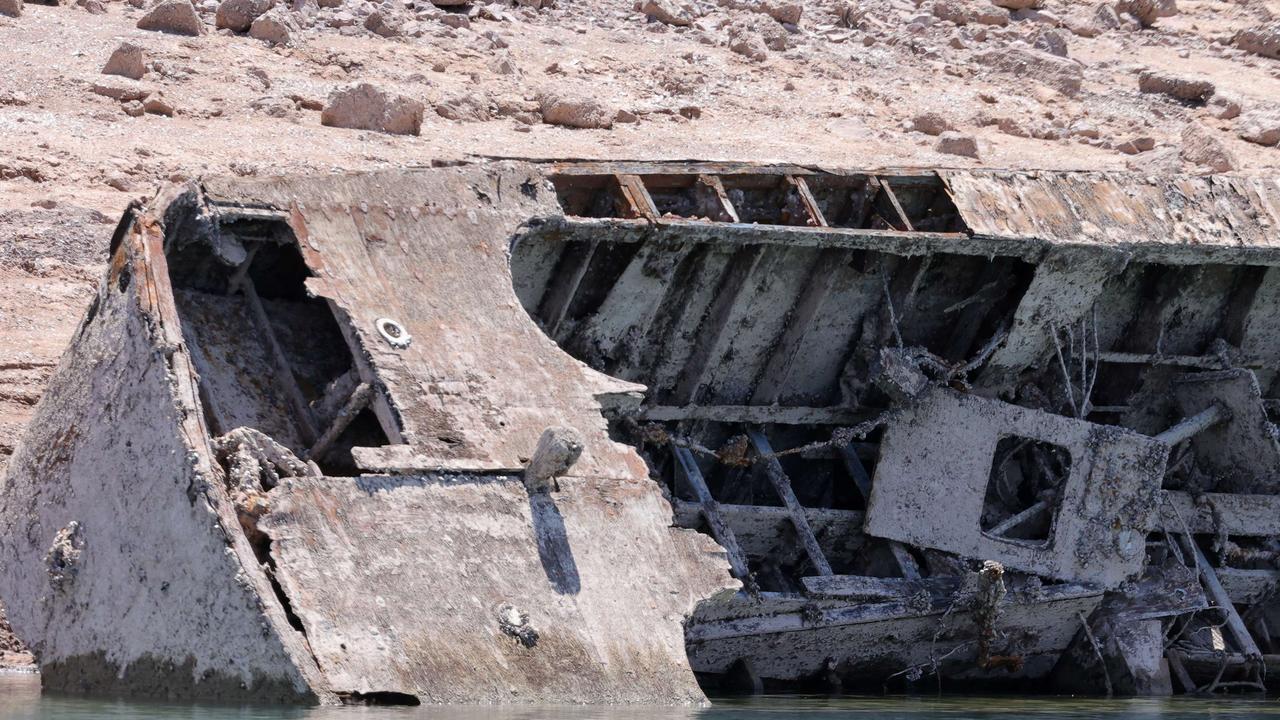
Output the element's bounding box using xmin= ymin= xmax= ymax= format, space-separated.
xmin=745 ymin=429 xmax=834 ymax=577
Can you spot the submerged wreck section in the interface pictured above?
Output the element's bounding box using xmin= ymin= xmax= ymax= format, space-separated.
xmin=3 ymin=161 xmax=1280 ymax=703
xmin=514 ymin=165 xmax=1280 ymax=696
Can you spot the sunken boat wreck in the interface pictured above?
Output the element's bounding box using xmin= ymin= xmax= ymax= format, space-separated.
xmin=3 ymin=161 xmax=1280 ymax=704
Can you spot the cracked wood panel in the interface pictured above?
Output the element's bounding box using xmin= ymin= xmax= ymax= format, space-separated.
xmin=207 ymin=164 xmax=645 ymax=476
xmin=260 ymin=474 xmax=735 ymax=704
xmin=942 ymin=172 xmax=1280 ymax=257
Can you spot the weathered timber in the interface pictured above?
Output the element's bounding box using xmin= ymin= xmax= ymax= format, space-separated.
xmin=1179 ymin=534 xmax=1263 ymax=659
xmin=673 ymin=447 xmax=752 ymax=581
xmin=745 ymin=430 xmax=833 ymax=577
xmin=1156 ymin=491 xmax=1280 ymax=536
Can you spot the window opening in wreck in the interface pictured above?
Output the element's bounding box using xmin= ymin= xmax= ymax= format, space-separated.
xmin=981 ymin=436 xmax=1070 ymax=546
xmin=163 ymin=213 xmax=391 ymax=477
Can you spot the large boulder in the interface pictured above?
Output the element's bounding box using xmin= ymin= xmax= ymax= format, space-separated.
xmin=248 ymin=7 xmax=299 ymax=45
xmin=102 ymin=42 xmax=147 ymax=80
xmin=1238 ymin=109 xmax=1280 ymax=147
xmin=976 ymin=47 xmax=1083 ymax=95
xmin=638 ymin=0 xmax=691 ymax=26
xmin=1137 ymin=70 xmax=1214 ymax=103
xmin=216 ymin=0 xmax=274 ymax=31
xmin=1180 ymin=123 xmax=1236 ymax=173
xmin=320 ymin=83 xmax=424 ymax=135
xmin=538 ymin=91 xmax=615 ymax=129
xmin=137 ymin=0 xmax=205 ymax=35
xmin=1234 ymin=22 xmax=1280 ymax=60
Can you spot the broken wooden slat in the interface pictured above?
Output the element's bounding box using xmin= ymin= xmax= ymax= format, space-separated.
xmin=1098 ymin=351 xmax=1230 ymax=369
xmin=616 ymin=174 xmax=659 ymax=220
xmin=236 ymin=278 xmax=321 ymax=444
xmin=308 ymin=383 xmax=373 ymax=462
xmin=641 ymin=403 xmax=863 ymax=425
xmin=1178 ymin=534 xmax=1263 ymax=659
xmin=785 ymin=175 xmax=828 ymax=227
xmin=1217 ymin=568 xmax=1280 ymax=605
xmin=801 ymin=574 xmax=963 ymax=601
xmin=696 ymin=175 xmax=739 ymax=223
xmin=745 ymin=429 xmax=834 ymax=577
xmin=672 ymin=446 xmax=752 ymax=581
xmin=879 ymin=178 xmax=915 ymax=232
xmin=1156 ymin=491 xmax=1280 ymax=536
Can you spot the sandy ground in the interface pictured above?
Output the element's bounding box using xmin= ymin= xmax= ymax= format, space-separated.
xmin=0 ymin=0 xmax=1278 ymax=658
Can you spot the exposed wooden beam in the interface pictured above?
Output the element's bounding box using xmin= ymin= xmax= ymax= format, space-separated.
xmin=673 ymin=446 xmax=753 ymax=582
xmin=697 ymin=174 xmax=739 ymax=223
xmin=641 ymin=403 xmax=863 ymax=425
xmin=745 ymin=429 xmax=833 ymax=577
xmin=236 ymin=278 xmax=320 ymax=444
xmin=616 ymin=174 xmax=659 ymax=220
xmin=879 ymin=179 xmax=915 ymax=232
xmin=801 ymin=574 xmax=963 ymax=601
xmin=536 ymin=240 xmax=599 ymax=340
xmin=748 ymin=247 xmax=845 ymax=406
xmin=668 ymin=246 xmax=766 ymax=405
xmin=1178 ymin=534 xmax=1263 ymax=659
xmin=785 ymin=175 xmax=828 ymax=227
xmin=1158 ymin=491 xmax=1280 ymax=536
xmin=308 ymin=383 xmax=373 ymax=462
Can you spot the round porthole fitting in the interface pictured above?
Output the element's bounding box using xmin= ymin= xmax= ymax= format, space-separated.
xmin=376 ymin=317 xmax=412 ymax=349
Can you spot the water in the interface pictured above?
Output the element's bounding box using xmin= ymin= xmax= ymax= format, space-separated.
xmin=4 ymin=673 xmax=1280 ymax=720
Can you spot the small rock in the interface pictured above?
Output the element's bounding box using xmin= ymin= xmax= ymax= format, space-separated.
xmin=991 ymin=0 xmax=1041 ymax=9
xmin=92 ymin=79 xmax=150 ymax=102
xmin=1234 ymin=22 xmax=1280 ymax=60
xmin=215 ymin=0 xmax=273 ymax=31
xmin=0 ymin=0 xmax=22 ymax=17
xmin=248 ymin=7 xmax=298 ymax=45
xmin=1180 ymin=123 xmax=1236 ymax=172
xmin=1033 ymin=29 xmax=1068 ymax=57
xmin=1207 ymin=93 xmax=1242 ymax=120
xmin=249 ymin=94 xmax=294 ymax=117
xmin=137 ymin=0 xmax=205 ymax=35
xmin=729 ymin=30 xmax=768 ymax=61
xmin=321 ymin=82 xmax=424 ymax=135
xmin=1238 ymin=109 xmax=1280 ymax=146
xmin=1115 ymin=0 xmax=1175 ymax=27
xmin=679 ymin=105 xmax=701 ymax=119
xmin=761 ymin=0 xmax=800 ymax=24
xmin=143 ymin=91 xmax=175 ymax=116
xmin=911 ymin=111 xmax=953 ymax=136
xmin=434 ymin=91 xmax=492 ymax=121
xmin=538 ymin=91 xmax=614 ymax=129
xmin=121 ymin=101 xmax=145 ymax=117
xmin=1137 ymin=70 xmax=1214 ymax=103
xmin=102 ymin=42 xmax=147 ymax=80
xmin=364 ymin=9 xmax=401 ymax=36
xmin=1115 ymin=136 xmax=1156 ymax=154
xmin=439 ymin=12 xmax=468 ymax=28
xmin=936 ymin=131 xmax=980 ymax=158
xmin=639 ymin=0 xmax=690 ymax=26
xmin=105 ymin=172 xmax=134 ymax=191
